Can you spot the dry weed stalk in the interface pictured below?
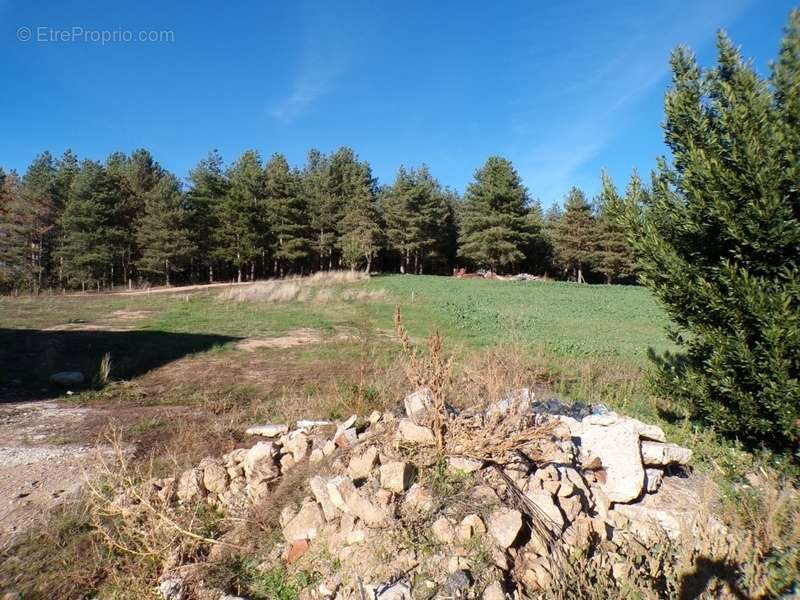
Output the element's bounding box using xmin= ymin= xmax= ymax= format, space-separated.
xmin=85 ymin=427 xmax=241 ymax=567
xmin=394 ymin=306 xmax=453 ymax=451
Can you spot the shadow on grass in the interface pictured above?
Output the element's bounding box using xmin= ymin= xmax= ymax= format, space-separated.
xmin=0 ymin=328 xmax=240 ymax=402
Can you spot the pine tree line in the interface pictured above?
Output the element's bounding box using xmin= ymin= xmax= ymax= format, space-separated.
xmin=0 ymin=147 xmax=635 ymax=292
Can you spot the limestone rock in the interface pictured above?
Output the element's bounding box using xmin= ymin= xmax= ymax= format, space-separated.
xmin=347 ymin=491 xmax=390 ymax=527
xmin=244 ymin=442 xmax=278 ymax=484
xmin=245 ymin=424 xmax=288 ymax=437
xmin=370 ymin=579 xmax=411 ymax=600
xmin=309 ymin=476 xmax=341 ymax=521
xmin=525 ymin=491 xmax=565 ymax=530
xmin=640 ymin=441 xmax=692 ymax=466
xmin=158 ymin=577 xmax=186 ymax=600
xmin=483 ymin=581 xmax=505 ymax=600
xmin=201 ymin=461 xmax=229 ymax=495
xmin=397 ymin=419 xmax=436 ymax=445
xmin=446 ymin=570 xmax=472 ymax=596
xmin=403 ymin=483 xmax=434 ymax=512
xmin=285 ymin=433 xmax=310 ymax=461
xmin=645 ymin=468 xmax=664 ymax=493
xmin=177 ymin=468 xmax=205 ymax=502
xmin=456 ymin=514 xmax=486 ymax=542
xmin=432 ymin=516 xmax=456 ymax=544
xmin=580 ymin=421 xmax=644 ymax=502
xmin=380 ymin=461 xmax=415 ymax=493
xmin=282 ymin=501 xmax=324 ymax=542
xmin=348 ymin=446 xmax=379 ymax=480
xmin=488 ymin=508 xmax=523 ymax=548
xmin=335 ymin=428 xmax=358 ymax=448
xmin=326 ymin=476 xmax=357 ymax=512
xmin=404 ymin=387 xmax=433 ymax=424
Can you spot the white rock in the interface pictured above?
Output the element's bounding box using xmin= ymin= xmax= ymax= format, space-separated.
xmin=158 ymin=577 xmax=186 ymax=600
xmin=201 ymin=461 xmax=229 ymax=495
xmin=285 ymin=433 xmax=310 ymax=461
xmin=370 ymin=579 xmax=412 ymax=600
xmin=348 ymin=446 xmax=379 ymax=480
xmin=345 ymin=529 xmax=367 ymax=545
xmin=322 ymin=440 xmax=337 ymax=456
xmin=176 ymin=468 xmax=205 ymax=502
xmin=432 ymin=517 xmax=456 ymax=544
xmin=645 ymin=468 xmax=664 ymax=493
xmin=380 ymin=461 xmax=415 ymax=493
xmin=397 ymin=419 xmax=436 ymax=445
xmin=580 ymin=421 xmax=644 ymax=502
xmin=309 ymin=476 xmax=341 ymax=521
xmin=640 ymin=441 xmax=692 ymax=466
xmin=295 ymin=419 xmax=331 ymax=430
xmin=347 ymin=491 xmax=390 ymax=526
xmin=326 ymin=476 xmax=357 ymax=512
xmin=488 ymin=508 xmax=523 ymax=548
xmin=403 ymin=483 xmax=434 ymax=512
xmin=245 ymin=424 xmax=288 ymax=437
xmin=483 ymin=581 xmax=505 ymax=600
xmin=282 ymin=501 xmax=324 ymax=542
xmin=403 ymin=387 xmax=433 ymax=423
xmin=244 ymin=442 xmax=278 ymax=484
xmin=525 ymin=491 xmax=565 ymax=530
xmin=456 ymin=514 xmax=486 ymax=542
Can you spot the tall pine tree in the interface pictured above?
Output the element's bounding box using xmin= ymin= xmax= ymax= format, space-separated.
xmin=551 ymin=187 xmax=595 ymax=283
xmin=591 ymin=172 xmax=637 ymax=283
xmin=622 ymin=15 xmax=800 ymax=453
xmin=186 ymin=150 xmax=228 ymax=282
xmin=136 ymin=174 xmax=196 ymax=285
xmin=214 ymin=150 xmax=264 ymax=282
xmin=264 ymin=153 xmax=312 ymax=275
xmin=458 ymin=156 xmax=531 ymax=273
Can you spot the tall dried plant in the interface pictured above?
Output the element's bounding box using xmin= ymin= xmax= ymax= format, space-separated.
xmin=394 ymin=306 xmax=453 ymax=451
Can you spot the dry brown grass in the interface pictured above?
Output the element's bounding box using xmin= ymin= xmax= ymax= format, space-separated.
xmin=217 ymin=271 xmax=385 ymax=304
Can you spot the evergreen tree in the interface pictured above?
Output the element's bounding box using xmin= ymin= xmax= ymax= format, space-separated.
xmin=551 ymin=187 xmax=595 ymax=283
xmin=214 ymin=150 xmax=264 ymax=282
xmin=264 ymin=153 xmax=311 ymax=274
xmin=522 ymin=200 xmax=553 ymax=275
xmin=187 ymin=150 xmax=228 ymax=282
xmin=381 ymin=165 xmax=451 ymax=274
xmin=621 ymin=15 xmax=800 ymax=453
xmin=0 ymin=170 xmax=28 ymax=290
xmin=58 ymin=161 xmax=123 ymax=288
xmin=329 ymin=148 xmax=381 ymax=272
xmin=18 ymin=153 xmax=59 ymax=291
xmin=303 ymin=149 xmax=340 ymax=270
xmin=591 ymin=172 xmax=637 ymax=283
xmin=136 ymin=174 xmax=195 ymax=285
xmin=457 ymin=156 xmax=531 ymax=273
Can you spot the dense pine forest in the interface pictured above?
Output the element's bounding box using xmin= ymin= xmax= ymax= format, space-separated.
xmin=0 ymin=147 xmax=636 ymax=292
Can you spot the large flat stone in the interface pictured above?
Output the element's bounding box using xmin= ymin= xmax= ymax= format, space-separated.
xmin=579 ymin=421 xmax=644 ymax=503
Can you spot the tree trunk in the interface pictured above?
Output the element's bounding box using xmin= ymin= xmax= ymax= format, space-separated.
xmin=209 ymin=264 xmax=214 ymax=284
xmin=250 ymin=261 xmax=255 ymax=282
xmin=165 ymin=259 xmax=170 ymax=286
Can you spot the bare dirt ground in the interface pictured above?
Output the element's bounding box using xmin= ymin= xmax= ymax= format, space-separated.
xmin=44 ymin=309 xmax=154 ymax=331
xmin=0 ymin=400 xmax=190 ymax=549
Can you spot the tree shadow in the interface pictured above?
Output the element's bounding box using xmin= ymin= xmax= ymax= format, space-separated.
xmin=678 ymin=556 xmax=753 ymax=600
xmin=0 ymin=328 xmax=241 ymax=402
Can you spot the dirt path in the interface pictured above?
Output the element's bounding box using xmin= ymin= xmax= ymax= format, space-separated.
xmin=0 ymin=400 xmax=187 ymax=549
xmin=65 ymin=280 xmax=256 ymax=298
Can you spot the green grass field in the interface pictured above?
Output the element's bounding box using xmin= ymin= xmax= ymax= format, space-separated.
xmin=0 ymin=276 xmax=675 ymax=399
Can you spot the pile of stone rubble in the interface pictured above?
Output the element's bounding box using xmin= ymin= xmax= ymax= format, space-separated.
xmin=156 ymin=389 xmax=702 ymax=600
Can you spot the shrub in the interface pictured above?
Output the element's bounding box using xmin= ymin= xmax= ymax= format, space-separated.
xmin=622 ymin=12 xmax=800 ymax=457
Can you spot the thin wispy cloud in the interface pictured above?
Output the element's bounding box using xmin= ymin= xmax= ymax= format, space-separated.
xmin=269 ymin=3 xmax=361 ymax=123
xmin=271 ymin=67 xmax=339 ymax=122
xmin=512 ymin=0 xmax=752 ymax=203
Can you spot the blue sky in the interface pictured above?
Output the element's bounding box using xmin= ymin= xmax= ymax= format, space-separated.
xmin=0 ymin=0 xmax=796 ymax=205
